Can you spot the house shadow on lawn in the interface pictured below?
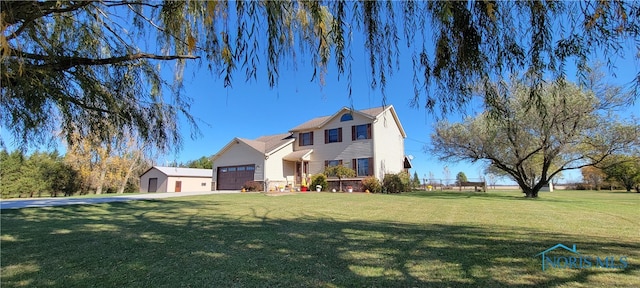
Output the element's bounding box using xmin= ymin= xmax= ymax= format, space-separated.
xmin=1 ymin=200 xmax=638 ymax=287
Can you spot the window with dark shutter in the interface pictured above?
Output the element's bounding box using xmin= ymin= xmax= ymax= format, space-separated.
xmin=353 ymin=124 xmax=372 ymax=140
xmin=354 ymin=158 xmax=374 ymax=177
xmin=326 ymin=160 xmax=341 ymax=167
xmin=325 ymin=128 xmax=342 ymax=143
xmin=300 ymin=132 xmax=313 ymax=146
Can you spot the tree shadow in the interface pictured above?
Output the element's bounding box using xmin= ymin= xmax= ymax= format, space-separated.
xmin=1 ymin=200 xmax=638 ymax=287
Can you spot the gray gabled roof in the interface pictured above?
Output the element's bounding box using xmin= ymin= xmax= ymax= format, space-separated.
xmin=152 ymin=166 xmax=213 ymax=177
xmin=213 ymin=133 xmax=295 ymax=161
xmin=256 ymin=133 xmax=295 ymax=154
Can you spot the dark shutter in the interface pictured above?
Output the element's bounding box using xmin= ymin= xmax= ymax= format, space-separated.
xmin=324 ymin=160 xmax=329 ymax=168
xmin=298 ymin=133 xmax=303 ymax=146
xmin=338 ymin=128 xmax=343 ymax=142
xmin=352 ymin=158 xmax=357 ymax=171
xmin=310 ymin=131 xmax=314 ymax=145
xmin=324 ymin=130 xmax=329 ymax=144
xmin=352 ymin=126 xmax=356 ymax=141
xmin=368 ymin=157 xmax=374 ymax=176
xmin=367 ymin=124 xmax=372 ymax=139
xmin=338 ymin=160 xmax=343 ymax=166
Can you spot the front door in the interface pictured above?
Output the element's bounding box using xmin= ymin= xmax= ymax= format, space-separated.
xmin=175 ymin=181 xmax=182 ymax=192
xmin=297 ymin=162 xmax=309 ymax=184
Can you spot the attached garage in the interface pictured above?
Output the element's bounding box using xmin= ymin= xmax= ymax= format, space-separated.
xmin=217 ymin=164 xmax=256 ymax=190
xmin=140 ymin=166 xmax=213 ymax=193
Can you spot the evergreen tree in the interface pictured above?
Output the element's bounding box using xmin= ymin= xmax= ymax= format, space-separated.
xmin=412 ymin=171 xmax=421 ymax=190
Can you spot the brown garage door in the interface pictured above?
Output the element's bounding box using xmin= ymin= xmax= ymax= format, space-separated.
xmin=217 ymin=165 xmax=255 ymax=190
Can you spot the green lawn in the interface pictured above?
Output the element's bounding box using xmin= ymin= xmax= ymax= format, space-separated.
xmin=1 ymin=191 xmax=638 ymax=287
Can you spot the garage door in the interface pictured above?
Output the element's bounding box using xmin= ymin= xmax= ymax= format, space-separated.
xmin=217 ymin=165 xmax=255 ymax=190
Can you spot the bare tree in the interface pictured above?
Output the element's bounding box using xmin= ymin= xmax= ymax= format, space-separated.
xmin=430 ymin=78 xmax=639 ymax=198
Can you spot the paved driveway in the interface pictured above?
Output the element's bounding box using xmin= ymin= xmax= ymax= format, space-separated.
xmin=0 ymin=191 xmax=240 ymax=210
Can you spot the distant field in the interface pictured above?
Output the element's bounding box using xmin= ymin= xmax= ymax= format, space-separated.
xmin=1 ymin=190 xmax=638 ymax=287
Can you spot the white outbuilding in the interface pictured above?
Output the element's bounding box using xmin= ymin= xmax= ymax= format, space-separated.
xmin=139 ymin=166 xmax=213 ymax=193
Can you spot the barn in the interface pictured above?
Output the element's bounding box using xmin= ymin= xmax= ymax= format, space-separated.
xmin=139 ymin=166 xmax=213 ymax=193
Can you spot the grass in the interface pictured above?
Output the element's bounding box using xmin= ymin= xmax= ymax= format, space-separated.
xmin=1 ymin=190 xmax=638 ymax=287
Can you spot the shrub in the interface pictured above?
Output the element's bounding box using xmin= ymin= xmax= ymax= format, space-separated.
xmin=361 ymin=176 xmax=382 ymax=193
xmin=242 ymin=181 xmax=263 ymax=192
xmin=383 ymin=173 xmax=409 ymax=193
xmin=310 ymin=174 xmax=328 ymax=191
xmin=398 ymin=171 xmax=411 ymax=190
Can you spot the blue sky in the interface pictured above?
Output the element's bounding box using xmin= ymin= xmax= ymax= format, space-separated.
xmin=164 ymin=40 xmax=639 ymax=185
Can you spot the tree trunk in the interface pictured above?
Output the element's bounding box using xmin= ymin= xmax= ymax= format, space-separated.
xmin=117 ymin=151 xmax=142 ymax=194
xmin=95 ymin=167 xmax=107 ymax=194
xmin=117 ymin=163 xmax=135 ymax=194
xmin=522 ymin=187 xmax=539 ymax=198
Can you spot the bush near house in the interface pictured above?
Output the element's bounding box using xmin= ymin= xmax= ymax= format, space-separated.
xmin=242 ymin=181 xmax=263 ymax=192
xmin=361 ymin=176 xmax=382 ymax=193
xmin=311 ymin=174 xmax=328 ymax=191
xmin=383 ymin=173 xmax=410 ymax=193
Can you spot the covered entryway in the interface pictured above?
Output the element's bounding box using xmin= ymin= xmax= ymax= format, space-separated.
xmin=283 ymin=149 xmax=313 ymax=188
xmin=217 ymin=164 xmax=255 ymax=190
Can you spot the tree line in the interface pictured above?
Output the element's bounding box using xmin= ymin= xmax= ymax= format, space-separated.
xmin=0 ymin=148 xmax=150 ymax=199
xmin=581 ymin=156 xmax=640 ymax=192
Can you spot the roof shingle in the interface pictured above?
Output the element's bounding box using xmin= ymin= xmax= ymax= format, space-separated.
xmin=239 ymin=133 xmax=294 ymax=154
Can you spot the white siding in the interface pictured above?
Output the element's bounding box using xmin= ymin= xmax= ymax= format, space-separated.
xmin=300 ymin=112 xmax=374 ymax=175
xmin=213 ymin=141 xmax=265 ymax=183
xmin=166 ymin=176 xmax=211 ymax=192
xmin=373 ymin=109 xmax=405 ymax=179
xmin=140 ymin=167 xmax=212 ymax=193
xmin=264 ymin=143 xmax=294 ymax=188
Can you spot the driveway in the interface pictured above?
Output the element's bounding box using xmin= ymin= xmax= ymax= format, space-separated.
xmin=0 ymin=191 xmax=241 ymax=210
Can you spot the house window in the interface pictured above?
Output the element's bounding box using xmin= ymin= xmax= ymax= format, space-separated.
xmin=352 ymin=124 xmax=372 ymax=140
xmin=325 ymin=160 xmax=342 ymax=167
xmin=201 ymin=182 xmax=207 ymax=186
xmin=324 ymin=128 xmax=342 ymax=143
xmin=228 ymin=167 xmax=236 ymax=172
xmin=340 ymin=113 xmax=353 ymax=121
xmin=246 ymin=165 xmax=255 ymax=171
xmin=300 ymin=132 xmax=314 ymax=146
xmin=237 ymin=166 xmax=246 ymax=171
xmin=353 ymin=158 xmax=373 ymax=177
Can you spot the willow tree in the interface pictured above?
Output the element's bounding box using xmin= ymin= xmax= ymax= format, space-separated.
xmin=430 ymin=79 xmax=639 ymax=198
xmin=2 ymin=1 xmax=638 ymax=151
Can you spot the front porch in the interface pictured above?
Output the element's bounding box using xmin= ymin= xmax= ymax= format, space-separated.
xmin=267 ymin=149 xmax=313 ymax=192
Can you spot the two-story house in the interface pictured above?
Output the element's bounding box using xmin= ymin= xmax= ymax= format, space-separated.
xmin=211 ymin=105 xmax=411 ymax=191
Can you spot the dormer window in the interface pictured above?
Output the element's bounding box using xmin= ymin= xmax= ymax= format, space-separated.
xmin=340 ymin=113 xmax=353 ymax=122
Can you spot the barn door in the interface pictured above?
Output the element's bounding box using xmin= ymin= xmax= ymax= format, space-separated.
xmin=175 ymin=181 xmax=182 ymax=192
xmin=148 ymin=178 xmax=158 ymax=193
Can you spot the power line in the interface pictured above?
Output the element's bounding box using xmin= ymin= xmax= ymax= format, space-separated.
xmin=406 ymin=137 xmax=429 ymax=145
